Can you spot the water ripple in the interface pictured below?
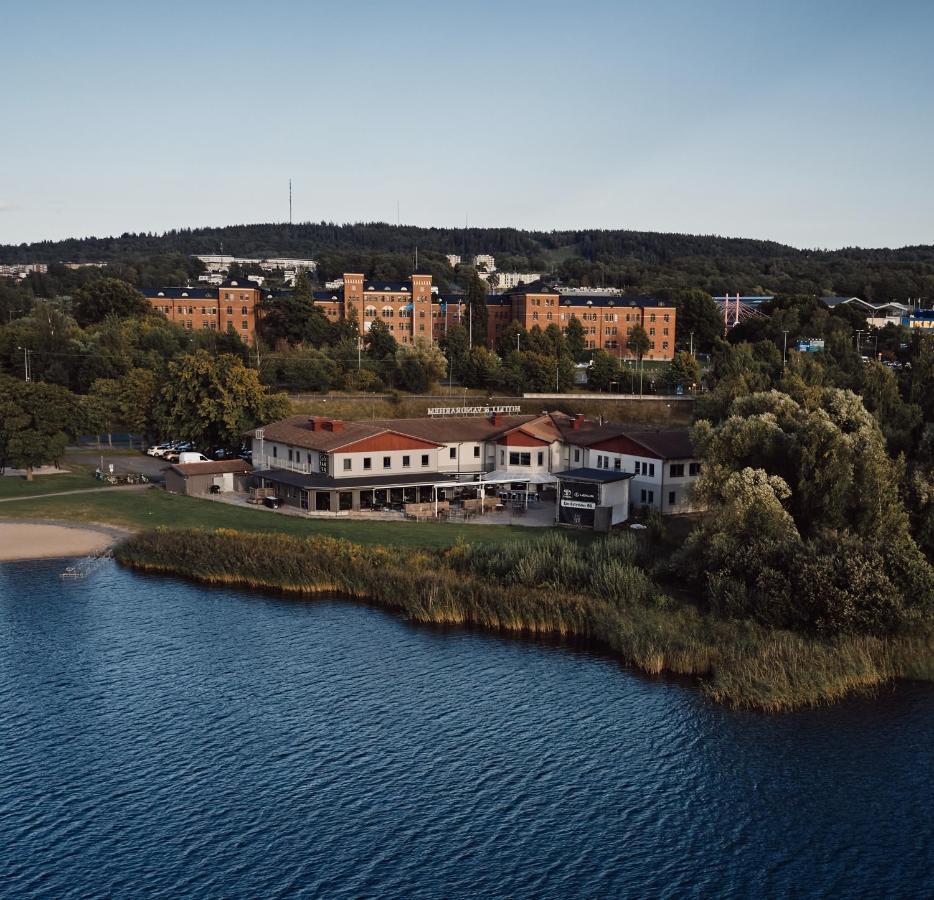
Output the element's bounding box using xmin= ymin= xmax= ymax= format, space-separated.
xmin=0 ymin=560 xmax=931 ymax=899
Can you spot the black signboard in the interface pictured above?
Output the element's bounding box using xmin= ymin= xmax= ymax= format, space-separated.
xmin=558 ymin=479 xmax=600 ymax=527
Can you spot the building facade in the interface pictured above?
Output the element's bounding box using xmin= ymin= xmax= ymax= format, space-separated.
xmin=247 ymin=410 xmax=699 ymax=516
xmin=143 ymin=278 xmax=261 ymax=344
xmin=488 ymin=282 xmax=677 ymax=360
xmin=144 ymin=273 xmax=677 ymax=359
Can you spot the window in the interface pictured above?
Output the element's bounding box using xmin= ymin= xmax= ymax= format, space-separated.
xmin=241 ymin=306 xmax=248 ymax=315
xmin=574 ymin=449 xmax=581 ymax=462
xmin=640 ymin=489 xmax=654 ymax=504
xmin=689 ymin=462 xmax=702 ymax=477
xmin=363 ymin=457 xmax=372 ymax=470
xmin=227 ymin=306 xmax=233 ymax=314
xmin=307 ymin=453 xmax=312 ymax=464
xmin=537 ymin=451 xmax=544 ymax=465
xmin=421 ymin=454 xmax=429 ymax=466
xmin=343 ymin=459 xmax=352 ymax=471
xmin=509 ymin=451 xmax=531 ymax=466
xmin=614 ymin=458 xmax=621 ymax=470
xmin=288 ymin=449 xmax=293 ymax=462
xmin=242 ymin=321 xmax=249 ymax=330
xmin=670 ymin=463 xmax=684 ymax=478
xmin=649 ymin=463 xmax=655 ymax=477
xmin=402 ymin=455 xmax=411 ymax=468
xmin=272 ymin=446 xmax=277 ymax=458
xmin=383 ymin=456 xmax=391 ymax=469
xmin=473 ymin=446 xmax=480 ymax=458
xmin=669 ymin=491 xmax=676 ymax=506
xmin=449 ymin=447 xmax=457 ymax=459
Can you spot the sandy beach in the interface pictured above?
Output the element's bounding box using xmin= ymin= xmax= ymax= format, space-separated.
xmin=0 ymin=521 xmax=127 ymax=561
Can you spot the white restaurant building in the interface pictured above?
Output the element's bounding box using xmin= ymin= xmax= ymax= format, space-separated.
xmin=247 ymin=410 xmax=701 ymax=518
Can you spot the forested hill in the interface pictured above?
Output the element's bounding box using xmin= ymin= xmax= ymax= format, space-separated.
xmin=4 ymin=221 xmax=934 ymax=299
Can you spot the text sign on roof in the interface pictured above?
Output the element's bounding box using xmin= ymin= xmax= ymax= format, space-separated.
xmin=427 ymin=405 xmax=522 ymax=417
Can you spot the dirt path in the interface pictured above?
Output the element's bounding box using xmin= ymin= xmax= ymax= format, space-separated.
xmin=0 ymin=484 xmax=152 ymax=504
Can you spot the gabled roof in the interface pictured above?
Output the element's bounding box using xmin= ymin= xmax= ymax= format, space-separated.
xmin=588 ymin=429 xmax=696 ymax=460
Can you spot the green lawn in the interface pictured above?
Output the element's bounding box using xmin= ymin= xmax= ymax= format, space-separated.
xmin=0 ymin=486 xmax=583 ymax=548
xmin=0 ymin=470 xmax=100 ymax=499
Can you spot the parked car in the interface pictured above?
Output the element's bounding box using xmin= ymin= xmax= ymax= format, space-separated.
xmin=147 ymin=441 xmax=173 ymax=457
xmin=163 ymin=442 xmax=195 ymax=463
xmin=263 ymin=496 xmax=281 ymax=510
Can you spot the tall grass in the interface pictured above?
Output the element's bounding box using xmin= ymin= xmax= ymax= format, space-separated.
xmin=114 ymin=528 xmax=934 ymax=712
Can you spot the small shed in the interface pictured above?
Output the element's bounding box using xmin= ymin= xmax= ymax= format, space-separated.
xmin=164 ymin=460 xmax=253 ymax=497
xmin=555 ymin=468 xmax=633 ymax=532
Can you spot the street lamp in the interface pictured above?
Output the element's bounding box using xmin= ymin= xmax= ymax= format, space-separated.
xmin=16 ymin=346 xmax=32 ymax=383
xmin=689 ymin=331 xmax=695 ymax=357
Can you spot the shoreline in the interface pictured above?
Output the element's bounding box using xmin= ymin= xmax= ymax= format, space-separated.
xmin=114 ymin=528 xmax=934 ymax=712
xmin=0 ymin=519 xmax=132 ymax=562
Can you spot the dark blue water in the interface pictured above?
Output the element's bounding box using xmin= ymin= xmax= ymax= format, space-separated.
xmin=0 ymin=560 xmax=931 ymax=899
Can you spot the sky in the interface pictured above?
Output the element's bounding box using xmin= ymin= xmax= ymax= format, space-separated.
xmin=1 ymin=0 xmax=932 ymax=249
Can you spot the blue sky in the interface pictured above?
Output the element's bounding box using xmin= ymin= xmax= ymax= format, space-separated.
xmin=1 ymin=0 xmax=932 ymax=248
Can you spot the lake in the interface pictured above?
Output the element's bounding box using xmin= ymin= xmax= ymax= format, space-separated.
xmin=0 ymin=559 xmax=931 ymax=898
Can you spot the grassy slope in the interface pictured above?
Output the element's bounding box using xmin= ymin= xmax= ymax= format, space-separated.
xmin=0 ymin=471 xmax=100 ymax=499
xmin=0 ymin=485 xmax=578 ymax=548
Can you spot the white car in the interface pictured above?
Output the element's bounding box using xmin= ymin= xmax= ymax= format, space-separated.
xmin=147 ymin=442 xmax=173 ymax=457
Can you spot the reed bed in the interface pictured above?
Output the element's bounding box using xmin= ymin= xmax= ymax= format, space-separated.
xmin=114 ymin=528 xmax=934 ymax=712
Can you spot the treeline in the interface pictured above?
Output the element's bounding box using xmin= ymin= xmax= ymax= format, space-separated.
xmin=5 ymin=222 xmax=934 ymax=299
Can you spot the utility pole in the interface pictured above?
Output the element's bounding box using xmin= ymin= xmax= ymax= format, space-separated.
xmin=357 ymin=335 xmax=362 ymax=370
xmin=555 ymin=360 xmax=560 ymax=392
xmin=289 ymin=178 xmax=292 ymax=225
xmin=689 ymin=332 xmax=694 ymax=357
xmin=856 ymin=329 xmax=863 ymax=355
xmin=468 ymin=303 xmax=473 ymax=347
xmin=782 ymin=330 xmax=789 ymax=370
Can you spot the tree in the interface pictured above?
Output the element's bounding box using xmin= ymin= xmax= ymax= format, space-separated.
xmin=258 ymin=273 xmax=331 ymax=348
xmin=156 ymin=351 xmax=290 ymax=450
xmin=626 ymin=325 xmax=651 ymax=361
xmin=72 ymin=278 xmax=149 ymax=327
xmin=565 ymin=317 xmax=587 ymax=359
xmin=685 ymin=388 xmax=934 ymax=634
xmin=393 ymin=340 xmax=447 ymax=393
xmin=440 ymin=323 xmax=470 ymax=382
xmin=586 ymin=350 xmax=619 ymax=391
xmin=461 ymin=346 xmax=501 ymax=389
xmin=674 ymin=290 xmax=722 ymax=352
xmin=0 ymin=377 xmax=81 ymax=478
xmin=660 ymin=351 xmax=701 ymax=391
xmin=365 ymin=319 xmax=398 ymax=360
xmin=496 ymin=321 xmax=527 ymax=358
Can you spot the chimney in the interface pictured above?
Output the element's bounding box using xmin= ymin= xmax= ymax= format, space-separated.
xmin=491 ymin=412 xmax=501 ymax=426
xmin=308 ymin=416 xmax=319 ymax=431
xmin=571 ymin=414 xmax=585 ymax=431
xmin=327 ymin=419 xmax=344 ymax=433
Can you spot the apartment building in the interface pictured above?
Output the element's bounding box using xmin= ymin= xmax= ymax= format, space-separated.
xmin=142 ymin=278 xmax=261 ymax=344
xmin=247 ymin=410 xmax=699 ymax=517
xmin=488 ymin=281 xmax=677 ymax=361
xmin=143 ymin=272 xmax=676 ymax=358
